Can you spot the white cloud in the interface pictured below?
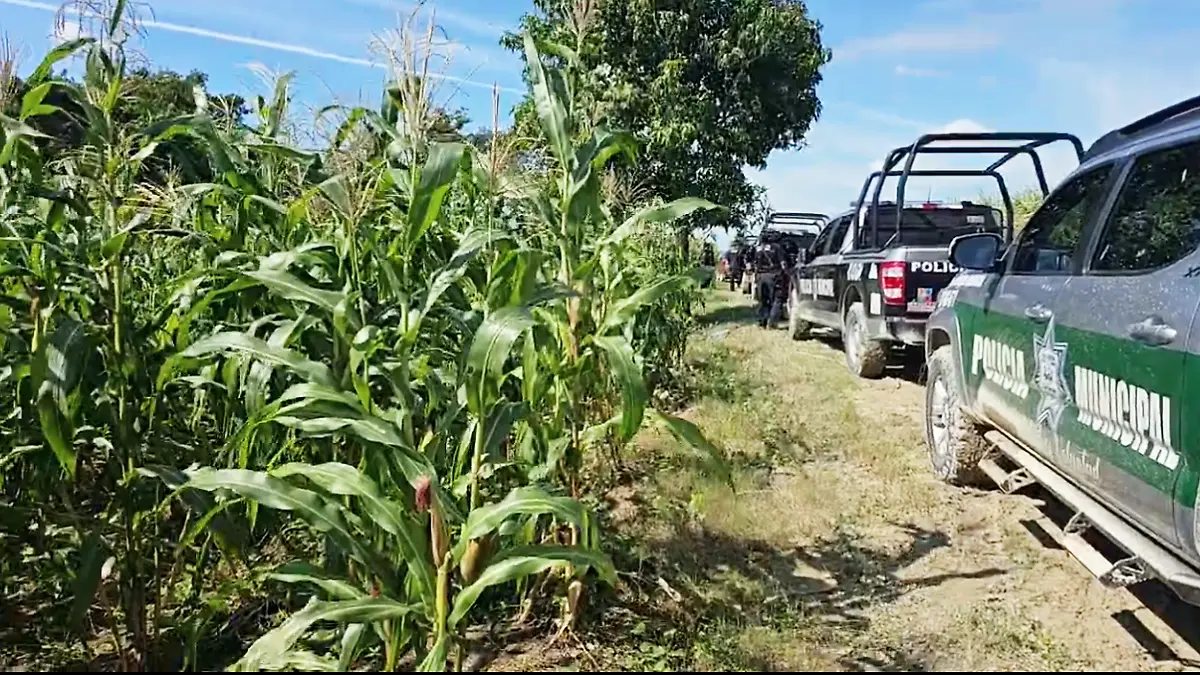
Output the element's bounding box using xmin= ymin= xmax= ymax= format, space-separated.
xmin=52 ymin=19 xmax=85 ymax=45
xmin=747 ymin=107 xmax=1014 ymax=220
xmin=346 ymin=0 xmax=509 ymax=37
xmin=933 ymin=118 xmax=995 ymax=134
xmin=1 ymin=0 xmax=521 ymax=94
xmin=1035 ymin=56 xmax=1200 ymax=140
xmin=894 ymin=64 xmax=946 ymax=78
xmin=834 ymin=28 xmax=1000 ymax=61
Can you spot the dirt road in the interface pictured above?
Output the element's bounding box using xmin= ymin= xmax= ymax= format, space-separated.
xmin=607 ymin=291 xmax=1200 ymax=671
xmin=488 ymin=290 xmax=1200 ymax=671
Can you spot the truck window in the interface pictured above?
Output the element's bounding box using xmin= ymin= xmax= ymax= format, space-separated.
xmin=1091 ymin=139 xmax=1200 ymax=274
xmin=827 ymin=216 xmax=853 ymax=253
xmin=1010 ymin=164 xmax=1113 ymax=275
xmin=859 ymin=205 xmax=1002 ymax=249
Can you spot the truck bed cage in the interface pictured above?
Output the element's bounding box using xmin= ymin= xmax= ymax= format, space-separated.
xmin=854 ymin=169 xmax=1014 ymax=246
xmin=860 ymin=132 xmax=1085 ymax=249
xmin=767 ymin=211 xmax=828 ymax=223
xmin=764 ymin=211 xmax=829 ymax=234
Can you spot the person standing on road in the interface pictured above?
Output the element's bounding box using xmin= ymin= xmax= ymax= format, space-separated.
xmin=728 ymin=242 xmax=745 ymax=292
xmin=755 ymin=234 xmax=789 ymax=328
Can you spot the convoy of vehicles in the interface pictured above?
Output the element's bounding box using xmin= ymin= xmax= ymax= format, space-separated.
xmin=923 ymin=94 xmax=1200 ymax=606
xmin=785 ymin=131 xmax=1084 ymax=378
xmin=727 ymin=94 xmax=1200 ymax=609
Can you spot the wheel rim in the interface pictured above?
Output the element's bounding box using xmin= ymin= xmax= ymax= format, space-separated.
xmin=928 ymin=375 xmax=951 ymax=465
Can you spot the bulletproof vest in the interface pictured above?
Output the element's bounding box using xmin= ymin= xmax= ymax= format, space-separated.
xmin=756 ymin=244 xmax=778 ymax=270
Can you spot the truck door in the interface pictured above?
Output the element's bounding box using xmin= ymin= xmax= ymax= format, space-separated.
xmin=796 ymin=215 xmax=850 ymax=327
xmin=963 ymin=163 xmax=1117 ymax=457
xmin=1052 ymin=140 xmax=1200 ymax=547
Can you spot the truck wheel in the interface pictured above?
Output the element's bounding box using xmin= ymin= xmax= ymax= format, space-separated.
xmin=843 ymin=302 xmax=887 ymax=378
xmin=924 ymin=345 xmax=989 ymax=486
xmin=787 ymin=292 xmax=812 ymax=340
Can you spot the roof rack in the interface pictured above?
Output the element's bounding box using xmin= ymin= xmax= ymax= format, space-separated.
xmin=859 ymin=132 xmax=1085 ymax=249
xmin=1083 ymin=94 xmax=1200 ymax=161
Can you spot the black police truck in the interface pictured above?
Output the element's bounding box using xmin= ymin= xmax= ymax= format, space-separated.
xmin=787 ymin=131 xmax=1086 ymax=378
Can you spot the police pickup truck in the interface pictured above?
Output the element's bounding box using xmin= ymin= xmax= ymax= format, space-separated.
xmin=788 ymin=131 xmax=1086 ymax=379
xmin=924 ymin=94 xmax=1200 ymax=606
xmin=788 ymin=200 xmax=1001 ymax=377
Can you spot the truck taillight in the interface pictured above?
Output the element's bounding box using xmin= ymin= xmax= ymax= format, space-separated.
xmin=880 ymin=261 xmax=906 ymax=305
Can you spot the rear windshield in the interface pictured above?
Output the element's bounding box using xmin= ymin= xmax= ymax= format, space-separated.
xmin=860 ymin=205 xmax=1002 ymax=248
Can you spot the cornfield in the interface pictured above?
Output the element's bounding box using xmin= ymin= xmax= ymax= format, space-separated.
xmin=0 ymin=2 xmax=728 ymax=670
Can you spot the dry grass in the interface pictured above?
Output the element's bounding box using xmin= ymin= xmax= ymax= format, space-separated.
xmin=506 ymin=289 xmax=1198 ymax=673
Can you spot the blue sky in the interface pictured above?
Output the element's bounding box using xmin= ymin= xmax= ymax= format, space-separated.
xmin=4 ymin=0 xmax=1200 ymax=247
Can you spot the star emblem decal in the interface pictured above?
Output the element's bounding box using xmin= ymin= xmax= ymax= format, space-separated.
xmin=1032 ymin=317 xmax=1071 ymax=434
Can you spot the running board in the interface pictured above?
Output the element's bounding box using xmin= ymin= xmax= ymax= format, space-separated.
xmin=977 ymin=457 xmax=1035 ymax=494
xmin=983 ymin=430 xmax=1200 ymax=604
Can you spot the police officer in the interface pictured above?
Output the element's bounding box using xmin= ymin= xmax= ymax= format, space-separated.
xmin=755 ymin=232 xmax=789 ymax=328
xmin=727 ymin=239 xmax=745 ymax=292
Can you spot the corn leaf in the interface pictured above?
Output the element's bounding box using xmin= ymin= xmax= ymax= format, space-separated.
xmin=136 ymin=465 xmax=247 ymax=555
xmin=651 ymin=410 xmax=733 ymax=487
xmin=601 ymin=276 xmax=691 ymax=333
xmin=42 ymin=317 xmax=88 ymax=418
xmin=268 ymin=562 xmax=365 ymax=600
xmin=185 ymin=468 xmax=395 ymax=587
xmin=481 ymin=401 xmax=527 ymax=462
xmin=269 ymin=462 xmax=435 ymax=600
xmin=236 ymin=598 xmax=420 ymax=671
xmin=449 ymin=546 xmax=616 ymax=628
xmin=408 ymin=142 xmax=467 ymax=249
xmin=454 ymin=486 xmax=584 ymax=561
xmin=338 ymin=623 xmax=368 ymax=671
xmin=243 ymin=269 xmax=346 ymax=314
xmin=319 ymin=174 xmax=353 ymax=216
xmin=27 ymin=38 xmax=94 ymax=88
xmin=465 ymin=307 xmax=534 ymax=414
xmin=415 ymin=227 xmax=501 ymax=334
xmin=68 ymin=532 xmax=108 ymax=634
xmin=593 ymin=335 xmax=647 ymax=441
xmin=521 ymin=34 xmax=571 ymax=165
xmin=418 ymin=634 xmax=450 ymax=672
xmin=19 ymin=83 xmax=56 ymax=121
xmin=605 ymin=197 xmax=724 ymax=246
xmin=174 ymin=331 xmax=336 ymax=387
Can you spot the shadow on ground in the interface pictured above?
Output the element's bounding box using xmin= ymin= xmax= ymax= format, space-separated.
xmin=697 ymin=301 xmax=760 ymax=327
xmin=806 ymin=332 xmax=927 ymax=386
xmin=577 ymin=516 xmax=1005 ymax=671
xmin=1015 ymin=482 xmax=1200 ymax=667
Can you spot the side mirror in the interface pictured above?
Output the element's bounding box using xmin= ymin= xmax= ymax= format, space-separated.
xmin=949 ymin=232 xmax=1003 ymax=271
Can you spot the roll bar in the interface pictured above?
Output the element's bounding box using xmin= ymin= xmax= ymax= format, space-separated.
xmin=860 ymin=132 xmax=1085 ymax=249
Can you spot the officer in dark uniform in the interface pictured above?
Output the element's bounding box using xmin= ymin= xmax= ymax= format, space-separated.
xmin=755 ymin=231 xmax=790 ymax=328
xmin=728 ymin=239 xmax=745 ymax=291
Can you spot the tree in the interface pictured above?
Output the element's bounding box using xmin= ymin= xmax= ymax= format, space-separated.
xmin=501 ymin=0 xmax=831 ymax=241
xmin=6 ymin=66 xmax=248 ymax=184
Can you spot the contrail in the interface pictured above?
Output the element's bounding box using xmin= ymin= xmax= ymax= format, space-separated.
xmin=0 ymin=0 xmax=521 ymax=93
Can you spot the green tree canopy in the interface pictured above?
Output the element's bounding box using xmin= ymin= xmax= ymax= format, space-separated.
xmin=502 ymin=0 xmax=831 ymax=235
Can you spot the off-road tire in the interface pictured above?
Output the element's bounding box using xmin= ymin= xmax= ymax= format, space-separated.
xmin=924 ymin=345 xmax=990 ymax=486
xmin=842 ymin=302 xmax=888 ymax=378
xmin=787 ymin=291 xmax=812 ymax=340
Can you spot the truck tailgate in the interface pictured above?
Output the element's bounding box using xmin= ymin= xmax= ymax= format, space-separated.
xmin=901 ymin=249 xmax=960 ymax=313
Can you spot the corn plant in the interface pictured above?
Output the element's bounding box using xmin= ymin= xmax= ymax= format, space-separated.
xmin=1 ymin=4 xmax=729 ymax=669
